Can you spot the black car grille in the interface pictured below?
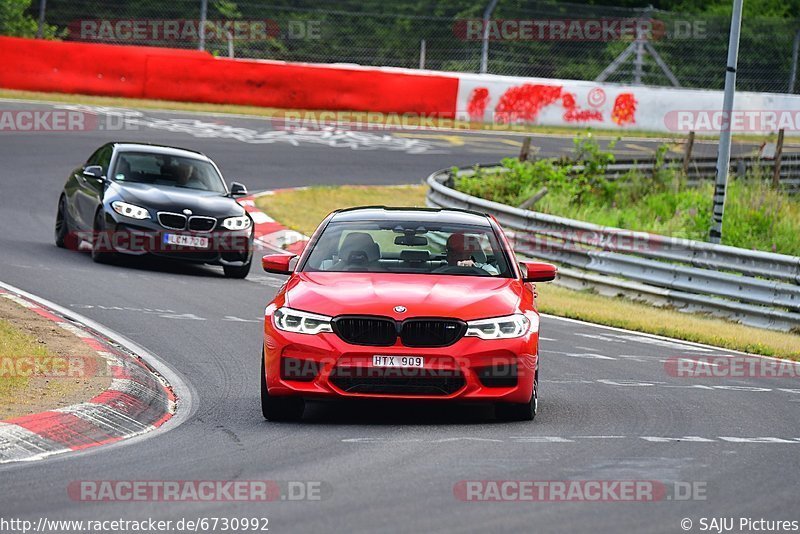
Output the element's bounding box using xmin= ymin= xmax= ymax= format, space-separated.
xmin=331 ymin=316 xmax=466 ymax=347
xmin=157 ymin=212 xmax=187 ymax=230
xmin=188 ymin=216 xmax=216 ymax=232
xmin=329 ymin=367 xmax=465 ymax=396
xmin=332 ymin=317 xmax=397 ymax=346
xmin=401 ymin=319 xmax=466 ymax=348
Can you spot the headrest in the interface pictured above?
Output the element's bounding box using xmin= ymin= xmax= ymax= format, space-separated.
xmin=400 ymin=250 xmax=430 ymax=263
xmin=339 ymin=232 xmax=380 ymax=263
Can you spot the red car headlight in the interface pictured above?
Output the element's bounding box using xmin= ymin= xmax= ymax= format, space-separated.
xmin=465 ymin=313 xmax=537 ymax=339
xmin=273 ymin=307 xmax=333 ymax=335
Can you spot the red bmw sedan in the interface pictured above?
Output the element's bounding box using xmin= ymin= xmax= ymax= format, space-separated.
xmin=260 ymin=207 xmax=556 ymax=422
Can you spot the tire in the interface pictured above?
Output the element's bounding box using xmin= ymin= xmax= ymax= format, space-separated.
xmin=261 ymin=351 xmax=304 ymax=421
xmin=91 ymin=209 xmax=117 ymax=264
xmin=223 ymin=260 xmax=252 ymax=279
xmin=55 ymin=196 xmax=77 ymax=250
xmin=495 ymin=372 xmax=538 ymax=422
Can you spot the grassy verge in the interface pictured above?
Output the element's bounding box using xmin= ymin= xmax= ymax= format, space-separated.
xmin=255 ymin=184 xmax=800 ymax=360
xmin=256 ymin=185 xmax=428 ymax=236
xmin=0 ymin=319 xmax=39 ymax=403
xmin=0 ymin=297 xmax=110 ymax=420
xmin=1 ymin=88 xmax=792 ymax=143
xmin=457 ymin=140 xmax=800 ymax=256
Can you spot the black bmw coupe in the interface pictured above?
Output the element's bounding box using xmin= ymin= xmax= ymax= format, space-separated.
xmin=55 ymin=142 xmax=254 ymax=278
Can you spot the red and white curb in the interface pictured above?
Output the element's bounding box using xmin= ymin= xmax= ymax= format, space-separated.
xmin=0 ymin=285 xmax=178 ymax=464
xmin=238 ymin=190 xmax=310 ymax=255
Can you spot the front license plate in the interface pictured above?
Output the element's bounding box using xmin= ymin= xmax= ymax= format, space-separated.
xmin=163 ymin=233 xmax=209 ymax=248
xmin=372 ymin=355 xmax=424 ymax=368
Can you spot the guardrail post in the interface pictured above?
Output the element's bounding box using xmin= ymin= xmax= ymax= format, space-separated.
xmin=682 ymin=131 xmax=695 ymax=176
xmin=36 ymin=0 xmax=47 ymax=39
xmin=773 ymin=129 xmax=785 ymax=188
xmin=519 ymin=137 xmax=532 ymax=162
xmin=198 ymin=0 xmax=208 ymax=51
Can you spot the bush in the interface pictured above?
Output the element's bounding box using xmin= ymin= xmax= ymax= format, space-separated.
xmin=454 ymin=133 xmax=800 ymax=256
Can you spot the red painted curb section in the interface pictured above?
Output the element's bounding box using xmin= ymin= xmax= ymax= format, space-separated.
xmin=238 ymin=192 xmax=310 ymax=256
xmin=0 ymin=290 xmax=176 ymax=464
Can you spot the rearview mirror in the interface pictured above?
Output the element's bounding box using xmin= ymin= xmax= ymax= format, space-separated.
xmin=520 ymin=261 xmax=557 ymax=282
xmin=262 ymin=254 xmax=297 ymax=275
xmin=83 ymin=165 xmax=104 ymax=179
xmin=394 ymin=235 xmax=428 ymax=246
xmin=230 ymin=182 xmax=248 ymax=197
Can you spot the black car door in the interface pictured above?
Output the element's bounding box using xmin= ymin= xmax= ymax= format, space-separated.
xmin=75 ymin=145 xmax=113 ymax=229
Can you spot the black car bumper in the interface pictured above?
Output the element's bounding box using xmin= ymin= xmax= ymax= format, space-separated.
xmin=100 ymin=214 xmax=253 ymax=266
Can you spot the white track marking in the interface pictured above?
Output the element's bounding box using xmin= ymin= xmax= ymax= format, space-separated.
xmin=56 ymin=322 xmax=94 ymax=338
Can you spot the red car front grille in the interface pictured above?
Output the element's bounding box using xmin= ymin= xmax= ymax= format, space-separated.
xmin=331 ymin=315 xmax=466 ymax=348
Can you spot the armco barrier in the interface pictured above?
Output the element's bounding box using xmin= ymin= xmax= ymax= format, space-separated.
xmin=426 ymin=165 xmax=800 ymax=332
xmin=0 ymin=36 xmax=458 ymax=115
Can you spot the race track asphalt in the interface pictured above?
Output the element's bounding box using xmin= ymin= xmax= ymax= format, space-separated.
xmin=0 ymin=100 xmax=798 ymax=534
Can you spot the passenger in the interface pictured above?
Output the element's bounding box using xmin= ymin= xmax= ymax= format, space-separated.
xmin=441 ymin=232 xmax=499 ymax=275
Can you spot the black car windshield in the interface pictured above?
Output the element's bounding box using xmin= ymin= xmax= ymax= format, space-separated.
xmin=112 ymin=152 xmax=227 ymax=194
xmin=302 ymin=220 xmax=512 ymax=277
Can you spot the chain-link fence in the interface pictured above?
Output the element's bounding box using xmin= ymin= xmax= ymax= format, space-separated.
xmin=8 ymin=0 xmax=800 ymax=94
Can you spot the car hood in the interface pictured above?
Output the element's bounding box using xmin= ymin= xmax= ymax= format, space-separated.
xmin=111 ymin=182 xmax=243 ymax=218
xmin=284 ymin=272 xmax=523 ymax=321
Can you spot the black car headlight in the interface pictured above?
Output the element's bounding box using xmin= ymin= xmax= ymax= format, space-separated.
xmin=221 ymin=215 xmax=252 ymax=230
xmin=273 ymin=307 xmax=333 ymax=335
xmin=111 ymin=201 xmax=150 ymax=220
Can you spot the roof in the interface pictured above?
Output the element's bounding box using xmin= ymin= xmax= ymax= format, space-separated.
xmin=330 ymin=206 xmax=492 ymax=226
xmin=112 ymin=143 xmax=210 ymax=161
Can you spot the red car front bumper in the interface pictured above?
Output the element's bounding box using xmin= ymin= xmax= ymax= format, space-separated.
xmin=263 ymin=315 xmax=538 ymax=404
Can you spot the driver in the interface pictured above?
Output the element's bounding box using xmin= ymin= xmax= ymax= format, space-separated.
xmin=175 ymin=163 xmax=194 ymax=185
xmin=442 ymin=232 xmax=499 ymax=275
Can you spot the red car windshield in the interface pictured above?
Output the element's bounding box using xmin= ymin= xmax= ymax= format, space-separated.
xmin=301 ymin=220 xmax=513 ymax=277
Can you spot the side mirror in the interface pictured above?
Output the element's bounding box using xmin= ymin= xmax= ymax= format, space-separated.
xmin=230 ymin=182 xmax=248 ymax=197
xmin=520 ymin=261 xmax=557 ymax=282
xmin=262 ymin=254 xmax=297 ymax=275
xmin=83 ymin=165 xmax=104 ymax=179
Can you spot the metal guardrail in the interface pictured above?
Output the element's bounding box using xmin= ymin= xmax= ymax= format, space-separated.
xmin=426 ymin=165 xmax=800 ymax=332
xmin=603 ymin=155 xmax=800 ymax=193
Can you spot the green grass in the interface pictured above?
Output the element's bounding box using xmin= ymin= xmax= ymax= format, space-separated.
xmin=255 ymin=184 xmax=800 ymax=360
xmin=256 ymin=184 xmax=428 ymax=236
xmin=538 ymin=285 xmax=800 ymax=360
xmin=457 ymin=156 xmax=800 ymax=256
xmin=0 ymin=319 xmax=39 ymax=401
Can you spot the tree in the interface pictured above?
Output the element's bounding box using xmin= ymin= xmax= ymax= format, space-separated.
xmin=0 ymin=0 xmax=58 ymax=38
